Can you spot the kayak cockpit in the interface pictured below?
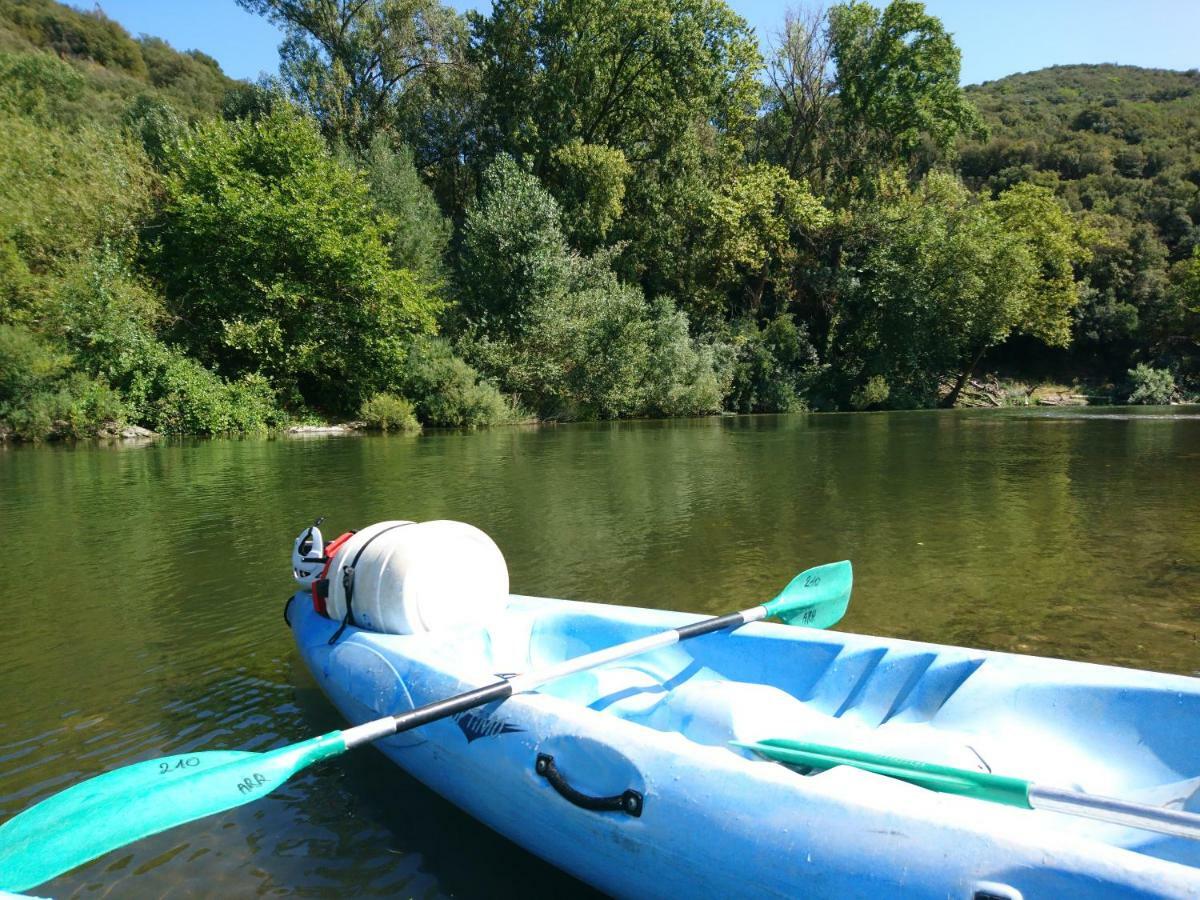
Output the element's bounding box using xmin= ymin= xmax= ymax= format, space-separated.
xmin=492 ymin=596 xmax=1200 ymax=867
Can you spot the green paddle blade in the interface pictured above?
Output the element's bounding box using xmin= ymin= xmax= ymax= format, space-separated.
xmin=762 ymin=560 xmax=853 ymax=629
xmin=737 ymin=738 xmax=1033 ymax=809
xmin=0 ymin=732 xmax=346 ymax=892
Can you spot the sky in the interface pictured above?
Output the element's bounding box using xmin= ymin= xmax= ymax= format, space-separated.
xmin=94 ymin=0 xmax=1200 ymax=86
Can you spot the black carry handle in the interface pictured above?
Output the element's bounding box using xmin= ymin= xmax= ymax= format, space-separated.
xmin=535 ymin=754 xmax=643 ymax=817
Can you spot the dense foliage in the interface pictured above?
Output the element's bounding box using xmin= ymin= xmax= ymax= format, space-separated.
xmin=960 ymin=65 xmax=1200 ymax=385
xmin=2 ymin=0 xmax=1196 ymax=439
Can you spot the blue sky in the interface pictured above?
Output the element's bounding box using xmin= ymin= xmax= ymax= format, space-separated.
xmin=95 ymin=0 xmax=1199 ymax=86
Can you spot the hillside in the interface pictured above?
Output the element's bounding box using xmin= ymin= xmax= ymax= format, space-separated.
xmin=0 ymin=0 xmax=237 ymax=123
xmin=960 ymin=65 xmax=1200 ymax=375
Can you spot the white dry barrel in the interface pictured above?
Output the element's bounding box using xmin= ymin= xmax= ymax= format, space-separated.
xmin=323 ymin=520 xmax=509 ymax=634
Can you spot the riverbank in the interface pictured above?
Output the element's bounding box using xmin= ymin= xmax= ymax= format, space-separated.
xmin=3 ymin=375 xmax=1198 ymax=444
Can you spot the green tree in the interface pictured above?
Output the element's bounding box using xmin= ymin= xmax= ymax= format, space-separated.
xmin=472 ymin=0 xmax=763 ymax=296
xmin=547 ymin=140 xmax=632 ymax=251
xmin=827 ymin=0 xmax=984 ymax=187
xmin=457 ymin=154 xmax=571 ymax=333
xmin=237 ymin=0 xmax=467 ymax=155
xmin=461 ymin=155 xmax=728 ymax=418
xmin=151 ymin=105 xmax=441 ymax=414
xmin=762 ymin=1 xmax=984 ymax=197
xmin=706 ymin=162 xmax=831 ymax=315
xmin=355 ymin=135 xmax=451 ymax=283
xmin=472 ymin=0 xmax=761 ymax=168
xmin=830 ymin=173 xmax=1087 ymax=408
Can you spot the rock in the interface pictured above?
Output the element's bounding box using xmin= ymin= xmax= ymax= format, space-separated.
xmin=119 ymin=424 xmax=158 ymax=439
xmin=96 ymin=422 xmax=158 ymax=440
xmin=285 ymin=422 xmax=366 ymax=435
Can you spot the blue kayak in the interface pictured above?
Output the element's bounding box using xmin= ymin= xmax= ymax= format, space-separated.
xmin=289 ymin=592 xmax=1200 ymax=898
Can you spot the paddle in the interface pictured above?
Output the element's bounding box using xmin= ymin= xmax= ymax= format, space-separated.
xmin=0 ymin=560 xmax=852 ymax=892
xmin=737 ymin=737 xmax=1200 ymax=840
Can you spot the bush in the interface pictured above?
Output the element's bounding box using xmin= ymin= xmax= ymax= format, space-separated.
xmin=0 ymin=324 xmax=127 ymax=439
xmin=471 ymin=255 xmax=654 ymax=419
xmin=0 ymin=50 xmax=86 ymax=125
xmin=1126 ymin=364 xmax=1177 ymax=405
xmin=461 ymin=158 xmax=730 ymax=420
xmin=46 ymin=249 xmax=163 ymax=380
xmin=0 ymin=112 xmax=152 ymax=277
xmin=850 ymin=375 xmax=891 ymax=410
xmin=124 ymin=343 xmax=284 ymax=435
xmin=402 ymin=337 xmax=515 ymax=427
xmin=123 ymin=94 xmax=185 ymax=165
xmin=642 ymin=298 xmax=731 ymax=417
xmin=727 ymin=316 xmax=819 ymax=413
xmin=152 ymin=106 xmax=441 ymax=415
xmin=360 ymin=392 xmax=420 ymax=432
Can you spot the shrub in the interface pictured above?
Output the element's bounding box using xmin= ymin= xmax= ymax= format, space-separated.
xmin=152 ymin=106 xmax=441 ymax=415
xmin=402 ymin=337 xmax=515 ymax=427
xmin=851 ymin=375 xmax=891 ymax=410
xmin=124 ymin=343 xmax=285 ymax=435
xmin=0 ymin=324 xmax=127 ymax=439
xmin=360 ymin=392 xmax=421 ymax=432
xmin=46 ymin=249 xmax=163 ymax=381
xmin=727 ymin=316 xmax=819 ymax=413
xmin=1126 ymin=364 xmax=1176 ymax=405
xmin=123 ymin=94 xmax=185 ymax=165
xmin=0 ymin=112 xmax=152 ymax=277
xmin=642 ymin=298 xmax=731 ymax=417
xmin=0 ymin=50 xmax=86 ymax=125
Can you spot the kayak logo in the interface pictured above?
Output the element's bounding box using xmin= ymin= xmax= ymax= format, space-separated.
xmin=452 ymin=711 xmax=524 ymax=743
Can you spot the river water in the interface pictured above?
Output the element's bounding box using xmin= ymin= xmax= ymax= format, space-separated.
xmin=1 ymin=408 xmax=1197 ymax=897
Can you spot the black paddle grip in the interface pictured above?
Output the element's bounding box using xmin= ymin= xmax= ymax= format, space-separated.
xmin=391 ymin=681 xmax=514 ymax=733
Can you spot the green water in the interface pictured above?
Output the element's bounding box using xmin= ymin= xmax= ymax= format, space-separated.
xmin=1 ymin=408 xmax=1198 ymax=897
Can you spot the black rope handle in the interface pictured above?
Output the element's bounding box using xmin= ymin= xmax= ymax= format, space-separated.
xmin=535 ymin=754 xmax=643 ymax=817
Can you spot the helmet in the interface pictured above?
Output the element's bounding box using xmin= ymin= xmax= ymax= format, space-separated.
xmin=292 ymin=518 xmax=326 ymax=588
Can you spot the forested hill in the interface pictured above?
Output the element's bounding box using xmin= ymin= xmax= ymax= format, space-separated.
xmin=0 ymin=0 xmax=235 ymax=121
xmin=959 ymin=65 xmax=1200 ymax=376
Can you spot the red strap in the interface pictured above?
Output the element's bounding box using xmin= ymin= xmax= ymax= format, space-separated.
xmin=311 ymin=531 xmax=356 ymax=616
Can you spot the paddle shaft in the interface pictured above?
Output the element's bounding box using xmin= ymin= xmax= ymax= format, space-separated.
xmin=341 ymin=610 xmax=760 ymax=749
xmin=742 ymin=739 xmax=1200 ymax=841
xmin=1028 ymin=783 xmax=1200 ymax=840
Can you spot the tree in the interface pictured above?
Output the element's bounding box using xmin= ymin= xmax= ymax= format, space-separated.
xmin=460 ymin=155 xmax=729 ymax=418
xmin=762 ymin=0 xmax=983 ymax=197
xmin=471 ymin=0 xmax=763 ymax=295
xmin=759 ymin=6 xmax=835 ymax=186
xmin=828 ymin=0 xmax=984 ymax=186
xmin=355 ymin=134 xmax=451 ymax=283
xmin=471 ymin=0 xmax=761 ymax=169
xmin=829 ymin=173 xmax=1087 ymax=408
xmin=151 ymin=106 xmax=441 ymax=413
xmin=457 ymin=154 xmax=571 ymax=333
xmin=547 ymin=140 xmax=633 ymax=252
xmin=237 ymin=0 xmax=467 ymax=155
xmin=705 ymin=162 xmax=830 ymax=314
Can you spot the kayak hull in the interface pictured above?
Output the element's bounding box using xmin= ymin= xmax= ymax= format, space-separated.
xmin=289 ymin=593 xmax=1200 ymax=898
